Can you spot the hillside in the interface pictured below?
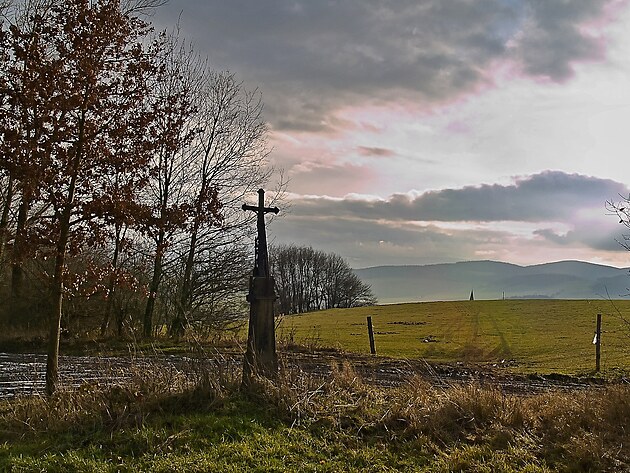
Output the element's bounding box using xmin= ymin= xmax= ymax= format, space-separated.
xmin=354 ymin=260 xmax=630 ymax=303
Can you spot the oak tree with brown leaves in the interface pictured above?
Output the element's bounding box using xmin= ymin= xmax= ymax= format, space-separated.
xmin=0 ymin=0 xmax=172 ymax=394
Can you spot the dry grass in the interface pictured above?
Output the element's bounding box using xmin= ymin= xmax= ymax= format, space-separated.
xmin=0 ymin=357 xmax=238 ymax=438
xmin=1 ymin=356 xmax=629 ymax=471
xmin=255 ymin=361 xmax=630 ymax=471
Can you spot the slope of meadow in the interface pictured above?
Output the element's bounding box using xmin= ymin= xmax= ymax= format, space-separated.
xmin=278 ymin=299 xmax=630 ymax=374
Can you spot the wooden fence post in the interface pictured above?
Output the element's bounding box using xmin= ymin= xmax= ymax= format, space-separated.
xmin=595 ymin=313 xmax=602 ymax=372
xmin=367 ymin=316 xmax=376 ymax=355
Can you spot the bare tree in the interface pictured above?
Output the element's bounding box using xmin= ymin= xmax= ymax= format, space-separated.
xmin=120 ymin=0 xmax=167 ymax=14
xmin=608 ymin=197 xmax=630 ymax=252
xmin=271 ymin=244 xmax=376 ymax=314
xmin=135 ymin=30 xmax=275 ymax=338
xmin=169 ymin=70 xmax=273 ymax=337
xmin=139 ymin=31 xmax=207 ymax=338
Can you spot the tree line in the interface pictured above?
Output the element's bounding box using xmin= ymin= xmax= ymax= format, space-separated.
xmin=0 ymin=0 xmax=278 ymax=393
xmin=271 ymin=244 xmax=376 ymax=314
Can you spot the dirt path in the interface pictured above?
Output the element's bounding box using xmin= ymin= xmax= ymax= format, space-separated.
xmin=0 ymin=350 xmax=623 ymax=398
xmin=282 ymin=350 xmax=619 ymax=394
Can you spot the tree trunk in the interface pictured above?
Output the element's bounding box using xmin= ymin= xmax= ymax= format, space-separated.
xmin=143 ymin=230 xmax=164 ymax=338
xmin=46 ymin=233 xmax=67 ymax=396
xmin=100 ymin=224 xmax=122 ymax=337
xmin=45 ymin=202 xmax=73 ymax=396
xmin=0 ymin=174 xmax=14 ymax=264
xmin=170 ymin=227 xmax=198 ymax=337
xmin=116 ymin=307 xmax=125 ymax=338
xmin=10 ymin=191 xmax=31 ymax=312
xmin=46 ymin=112 xmax=83 ymax=396
xmin=0 ymin=176 xmax=14 ymax=326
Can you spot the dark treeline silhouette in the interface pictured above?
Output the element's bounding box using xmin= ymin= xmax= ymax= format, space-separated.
xmin=270 ymin=244 xmax=376 ymax=314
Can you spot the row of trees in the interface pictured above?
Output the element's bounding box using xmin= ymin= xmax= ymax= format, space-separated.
xmin=0 ymin=0 xmax=275 ymax=392
xmin=271 ymin=244 xmax=376 ymax=314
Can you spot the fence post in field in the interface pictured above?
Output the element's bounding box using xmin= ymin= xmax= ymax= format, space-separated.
xmin=595 ymin=313 xmax=602 ymax=372
xmin=367 ymin=316 xmax=376 ymax=355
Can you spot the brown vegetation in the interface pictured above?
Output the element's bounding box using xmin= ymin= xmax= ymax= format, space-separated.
xmin=2 ymin=356 xmax=628 ymax=471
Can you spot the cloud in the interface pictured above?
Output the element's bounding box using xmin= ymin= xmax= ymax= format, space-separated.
xmin=357 ymin=146 xmax=396 ymax=158
xmin=285 ymin=161 xmax=377 ymax=196
xmin=512 ymin=1 xmax=609 ymax=80
xmin=273 ymin=209 xmax=627 ymax=268
xmin=269 ymin=171 xmax=630 ymax=266
xmin=534 ymin=223 xmax=623 ymax=252
xmin=155 ymin=0 xmax=622 ymax=130
xmin=272 ymin=214 xmax=514 ymax=267
xmin=288 ymin=171 xmax=628 ymax=223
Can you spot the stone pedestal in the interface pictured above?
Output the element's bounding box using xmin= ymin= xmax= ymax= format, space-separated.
xmin=243 ymin=276 xmax=277 ymax=382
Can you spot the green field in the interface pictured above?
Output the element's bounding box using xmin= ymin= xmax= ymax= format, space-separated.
xmin=278 ymin=299 xmax=630 ymax=374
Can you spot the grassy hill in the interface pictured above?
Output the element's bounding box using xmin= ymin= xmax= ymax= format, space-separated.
xmin=279 ymin=299 xmax=630 ymax=375
xmin=354 ymin=260 xmax=630 ymax=303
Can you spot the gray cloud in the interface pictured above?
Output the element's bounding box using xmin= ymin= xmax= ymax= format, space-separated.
xmin=289 ymin=171 xmax=628 ymax=223
xmin=271 ymin=215 xmax=513 ymax=267
xmin=534 ymin=225 xmax=623 ymax=252
xmin=155 ymin=0 xmax=618 ymax=130
xmin=516 ymin=1 xmax=607 ymax=79
xmin=533 ymin=228 xmax=571 ymax=245
xmin=271 ymin=171 xmax=629 ymax=266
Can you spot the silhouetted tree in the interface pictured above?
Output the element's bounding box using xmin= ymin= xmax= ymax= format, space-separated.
xmin=138 ymin=35 xmax=273 ymax=338
xmin=271 ymin=244 xmax=376 ymax=314
xmin=169 ymin=71 xmax=271 ymax=337
xmin=607 ymin=196 xmax=630 ymax=336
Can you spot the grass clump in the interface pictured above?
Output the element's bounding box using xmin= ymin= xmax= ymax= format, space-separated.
xmin=1 ymin=356 xmax=629 ymax=472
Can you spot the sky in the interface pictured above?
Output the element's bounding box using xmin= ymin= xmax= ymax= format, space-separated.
xmin=153 ymin=0 xmax=630 ymax=269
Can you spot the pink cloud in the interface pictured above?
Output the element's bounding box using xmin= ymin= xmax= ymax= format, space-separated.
xmin=444 ymin=120 xmax=471 ymax=135
xmin=357 ymin=146 xmax=396 ymax=158
xmin=287 ymin=161 xmax=377 ymax=197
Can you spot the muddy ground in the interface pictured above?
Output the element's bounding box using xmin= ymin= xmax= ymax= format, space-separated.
xmin=1 ymin=349 xmax=623 ymax=398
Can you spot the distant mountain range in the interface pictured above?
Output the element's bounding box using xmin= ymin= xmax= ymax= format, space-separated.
xmin=354 ymin=260 xmax=630 ymax=304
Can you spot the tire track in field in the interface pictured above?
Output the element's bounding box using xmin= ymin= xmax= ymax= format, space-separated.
xmin=486 ymin=310 xmax=512 ymax=359
xmin=0 ymin=351 xmax=615 ymax=398
xmin=459 ymin=303 xmax=485 ymax=361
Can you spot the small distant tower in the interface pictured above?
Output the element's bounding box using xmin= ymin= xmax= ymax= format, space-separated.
xmin=469 ymin=290 xmax=474 ymax=301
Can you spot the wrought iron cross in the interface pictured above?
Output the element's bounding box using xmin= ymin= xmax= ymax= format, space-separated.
xmin=242 ymin=189 xmax=279 ymax=277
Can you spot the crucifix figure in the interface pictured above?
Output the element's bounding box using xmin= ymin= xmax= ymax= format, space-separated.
xmin=242 ymin=188 xmax=279 ymax=278
xmin=241 ymin=189 xmax=279 ymax=382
